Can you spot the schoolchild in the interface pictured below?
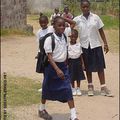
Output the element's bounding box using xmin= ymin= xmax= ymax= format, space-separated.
xmin=39 ymin=16 xmax=79 ymax=120
xmin=68 ymin=29 xmax=85 ymax=96
xmin=35 ymin=15 xmax=54 ymax=59
xmin=63 ymin=0 xmax=113 ymax=97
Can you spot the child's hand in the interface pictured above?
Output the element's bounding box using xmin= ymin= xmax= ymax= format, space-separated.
xmin=56 ymin=68 xmax=65 ymax=80
xmin=104 ymin=44 xmax=109 ymax=54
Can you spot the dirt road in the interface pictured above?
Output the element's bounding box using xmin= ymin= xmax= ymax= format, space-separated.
xmin=1 ymin=35 xmax=119 ymax=120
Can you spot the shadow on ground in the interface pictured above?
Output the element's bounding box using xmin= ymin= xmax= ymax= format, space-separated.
xmin=81 ymin=90 xmax=101 ymax=96
xmin=52 ymin=113 xmax=69 ymax=120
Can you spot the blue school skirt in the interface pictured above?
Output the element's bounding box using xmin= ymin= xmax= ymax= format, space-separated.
xmin=42 ymin=62 xmax=73 ymax=103
xmin=82 ymin=46 xmax=106 ymax=72
xmin=68 ymin=57 xmax=85 ymax=82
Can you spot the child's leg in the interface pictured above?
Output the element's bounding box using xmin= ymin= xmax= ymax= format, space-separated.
xmin=98 ymin=70 xmax=113 ymax=97
xmin=86 ymin=71 xmax=92 ymax=84
xmin=39 ymin=99 xmax=52 ymax=119
xmin=97 ymin=70 xmax=105 ymax=85
xmin=68 ymin=100 xmax=78 ymax=120
xmin=86 ymin=71 xmax=94 ymax=96
xmin=39 ymin=98 xmax=46 ymax=111
xmin=76 ymin=80 xmax=80 ymax=88
xmin=71 ymin=81 xmax=75 ymax=88
xmin=76 ymin=81 xmax=82 ymax=96
xmin=71 ymin=81 xmax=77 ymax=96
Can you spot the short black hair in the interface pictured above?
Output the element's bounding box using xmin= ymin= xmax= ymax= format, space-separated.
xmin=80 ymin=0 xmax=90 ymax=5
xmin=53 ymin=16 xmax=64 ymax=25
xmin=39 ymin=15 xmax=48 ymax=22
xmin=71 ymin=29 xmax=78 ymax=36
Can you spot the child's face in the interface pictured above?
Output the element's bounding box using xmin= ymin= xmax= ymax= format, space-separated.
xmin=54 ymin=19 xmax=65 ymax=34
xmin=55 ymin=9 xmax=59 ymax=14
xmin=70 ymin=32 xmax=78 ymax=43
xmin=64 ymin=7 xmax=69 ymax=14
xmin=39 ymin=18 xmax=48 ymax=29
xmin=81 ymin=2 xmax=90 ymax=15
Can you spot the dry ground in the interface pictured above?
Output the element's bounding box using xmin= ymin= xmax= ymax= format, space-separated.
xmin=1 ymin=34 xmax=119 ymax=120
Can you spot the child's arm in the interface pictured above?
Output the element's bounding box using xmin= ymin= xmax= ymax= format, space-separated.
xmin=99 ymin=28 xmax=109 ymax=54
xmin=62 ymin=16 xmax=76 ymax=29
xmin=47 ymin=53 xmax=65 ymax=80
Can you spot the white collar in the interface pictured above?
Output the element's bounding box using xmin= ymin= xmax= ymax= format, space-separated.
xmin=53 ymin=33 xmax=64 ymax=41
xmin=80 ymin=12 xmax=93 ymax=19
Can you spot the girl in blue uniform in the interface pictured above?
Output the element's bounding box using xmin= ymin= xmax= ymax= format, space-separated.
xmin=68 ymin=29 xmax=85 ymax=96
xmin=38 ymin=16 xmax=79 ymax=120
xmin=63 ymin=0 xmax=113 ymax=97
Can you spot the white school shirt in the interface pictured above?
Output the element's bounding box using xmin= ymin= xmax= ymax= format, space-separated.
xmin=68 ymin=42 xmax=83 ymax=59
xmin=36 ymin=26 xmax=54 ymax=52
xmin=44 ymin=33 xmax=67 ymax=62
xmin=36 ymin=26 xmax=54 ymax=42
xmin=50 ymin=13 xmax=61 ymax=21
xmin=73 ymin=12 xmax=104 ymax=49
xmin=64 ymin=27 xmax=71 ymax=43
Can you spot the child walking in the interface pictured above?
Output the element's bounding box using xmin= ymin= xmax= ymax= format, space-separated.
xmin=35 ymin=15 xmax=54 ymax=59
xmin=39 ymin=16 xmax=79 ymax=120
xmin=68 ymin=29 xmax=85 ymax=96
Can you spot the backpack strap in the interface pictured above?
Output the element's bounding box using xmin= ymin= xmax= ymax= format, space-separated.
xmin=51 ymin=33 xmax=67 ymax=52
xmin=51 ymin=34 xmax=55 ymax=52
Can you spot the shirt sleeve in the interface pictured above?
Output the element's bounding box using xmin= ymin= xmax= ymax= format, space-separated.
xmin=64 ymin=27 xmax=71 ymax=37
xmin=73 ymin=16 xmax=80 ymax=26
xmin=36 ymin=30 xmax=41 ymax=42
xmin=96 ymin=15 xmax=104 ymax=29
xmin=44 ymin=36 xmax=52 ymax=53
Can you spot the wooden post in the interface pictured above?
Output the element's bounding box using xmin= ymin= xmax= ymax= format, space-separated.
xmin=3 ymin=72 xmax=7 ymax=120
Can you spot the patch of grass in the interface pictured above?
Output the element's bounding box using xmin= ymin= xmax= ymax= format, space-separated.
xmin=105 ymin=29 xmax=119 ymax=53
xmin=1 ymin=75 xmax=41 ymax=107
xmin=100 ymin=15 xmax=119 ymax=29
xmin=1 ymin=29 xmax=34 ymax=36
xmin=27 ymin=14 xmax=40 ymax=21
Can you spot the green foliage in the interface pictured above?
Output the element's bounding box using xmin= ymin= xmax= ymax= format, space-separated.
xmin=1 ymin=29 xmax=34 ymax=36
xmin=63 ymin=0 xmax=80 ymax=16
xmin=1 ymin=75 xmax=41 ymax=107
xmin=63 ymin=0 xmax=119 ymax=17
xmin=100 ymin=15 xmax=119 ymax=29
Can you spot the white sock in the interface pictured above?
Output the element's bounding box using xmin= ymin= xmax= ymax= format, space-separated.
xmin=70 ymin=108 xmax=77 ymax=120
xmin=101 ymin=84 xmax=106 ymax=88
xmin=39 ymin=104 xmax=45 ymax=111
xmin=88 ymin=83 xmax=93 ymax=86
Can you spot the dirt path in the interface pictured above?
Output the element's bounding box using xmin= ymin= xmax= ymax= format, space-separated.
xmin=1 ymin=36 xmax=119 ymax=120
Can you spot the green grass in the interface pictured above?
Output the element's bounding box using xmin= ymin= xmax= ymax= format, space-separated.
xmin=1 ymin=75 xmax=41 ymax=107
xmin=100 ymin=15 xmax=119 ymax=29
xmin=106 ymin=29 xmax=119 ymax=53
xmin=1 ymin=29 xmax=34 ymax=36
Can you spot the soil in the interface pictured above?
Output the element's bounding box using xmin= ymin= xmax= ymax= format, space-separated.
xmin=1 ymin=35 xmax=119 ymax=120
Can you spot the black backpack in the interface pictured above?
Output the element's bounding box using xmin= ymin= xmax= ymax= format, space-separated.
xmin=36 ymin=33 xmax=67 ymax=73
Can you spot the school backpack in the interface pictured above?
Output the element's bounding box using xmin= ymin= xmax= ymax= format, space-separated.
xmin=36 ymin=33 xmax=67 ymax=73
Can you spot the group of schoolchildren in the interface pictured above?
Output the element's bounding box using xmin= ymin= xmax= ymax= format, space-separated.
xmin=35 ymin=1 xmax=113 ymax=120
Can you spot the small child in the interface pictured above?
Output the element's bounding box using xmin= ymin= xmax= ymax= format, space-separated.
xmin=35 ymin=15 xmax=54 ymax=59
xmin=62 ymin=6 xmax=73 ymax=27
xmin=68 ymin=29 xmax=85 ymax=96
xmin=62 ymin=6 xmax=73 ymax=20
xmin=39 ymin=16 xmax=79 ymax=120
xmin=50 ymin=8 xmax=61 ymax=25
